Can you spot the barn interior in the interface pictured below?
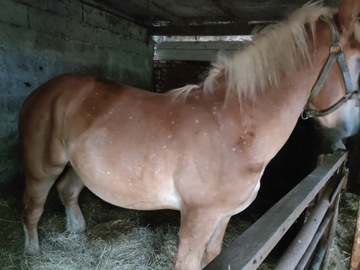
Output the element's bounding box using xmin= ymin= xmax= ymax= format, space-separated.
xmin=0 ymin=0 xmax=359 ymax=269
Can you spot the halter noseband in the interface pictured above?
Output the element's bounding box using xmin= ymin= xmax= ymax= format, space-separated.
xmin=301 ymin=16 xmax=360 ymax=119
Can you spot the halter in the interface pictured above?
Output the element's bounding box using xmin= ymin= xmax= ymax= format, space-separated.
xmin=301 ymin=16 xmax=360 ymax=119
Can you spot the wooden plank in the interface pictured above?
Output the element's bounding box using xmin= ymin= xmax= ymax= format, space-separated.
xmin=351 ymin=197 xmax=360 ymax=270
xmin=155 ymin=49 xmax=219 ymax=61
xmin=81 ymin=0 xmax=182 ymax=27
xmin=156 ymin=41 xmax=247 ymax=50
xmin=204 ymin=150 xmax=347 ymax=270
xmin=150 ymin=23 xmax=257 ymax=36
xmin=155 ymin=41 xmax=247 ymax=61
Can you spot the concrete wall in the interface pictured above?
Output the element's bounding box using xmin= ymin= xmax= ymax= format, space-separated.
xmin=0 ymin=0 xmax=154 ymax=184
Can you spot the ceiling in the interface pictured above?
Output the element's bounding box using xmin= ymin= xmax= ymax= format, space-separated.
xmin=81 ymin=0 xmax=339 ymax=36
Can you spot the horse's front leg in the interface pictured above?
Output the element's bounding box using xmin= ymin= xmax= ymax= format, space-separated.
xmin=202 ymin=216 xmax=231 ymax=266
xmin=175 ymin=207 xmax=223 ymax=270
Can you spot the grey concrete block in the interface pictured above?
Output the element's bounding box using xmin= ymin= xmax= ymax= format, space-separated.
xmin=82 ymin=4 xmax=109 ymax=29
xmin=108 ymin=15 xmax=147 ymax=41
xmin=47 ymin=0 xmax=82 ymax=21
xmin=0 ymin=0 xmax=28 ymax=27
xmin=16 ymin=0 xmax=46 ymax=9
xmin=94 ymin=28 xmax=121 ymax=48
xmin=120 ymin=38 xmax=154 ymax=56
xmin=65 ymin=19 xmax=97 ymax=44
xmin=28 ymin=7 xmax=67 ymax=37
xmin=0 ymin=23 xmax=35 ymax=51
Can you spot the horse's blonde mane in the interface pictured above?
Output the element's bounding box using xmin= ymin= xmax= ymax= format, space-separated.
xmin=202 ymin=1 xmax=334 ymax=102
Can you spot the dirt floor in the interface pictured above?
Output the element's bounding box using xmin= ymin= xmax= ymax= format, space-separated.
xmin=0 ymin=184 xmax=358 ymax=270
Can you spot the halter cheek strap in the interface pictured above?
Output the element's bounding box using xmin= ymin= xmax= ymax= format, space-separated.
xmin=301 ymin=16 xmax=360 ymax=119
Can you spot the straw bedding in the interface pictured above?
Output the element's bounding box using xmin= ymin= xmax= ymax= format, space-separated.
xmin=0 ymin=185 xmax=357 ymax=269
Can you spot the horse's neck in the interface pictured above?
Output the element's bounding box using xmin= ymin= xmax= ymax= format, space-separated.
xmin=204 ymin=22 xmax=337 ymax=131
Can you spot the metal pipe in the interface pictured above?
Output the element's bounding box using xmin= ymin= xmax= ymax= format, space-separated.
xmin=274 ymin=176 xmax=338 ymax=270
xmin=295 ymin=211 xmax=333 ymax=269
xmin=321 ymin=191 xmax=341 ymax=270
xmin=296 ymin=174 xmax=345 ymax=270
xmin=310 ymin=238 xmax=328 ymax=270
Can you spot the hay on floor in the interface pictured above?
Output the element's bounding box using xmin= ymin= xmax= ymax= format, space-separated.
xmin=0 ymin=187 xmax=357 ymax=270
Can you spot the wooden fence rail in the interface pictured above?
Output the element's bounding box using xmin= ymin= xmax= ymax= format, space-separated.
xmin=205 ymin=150 xmax=347 ymax=270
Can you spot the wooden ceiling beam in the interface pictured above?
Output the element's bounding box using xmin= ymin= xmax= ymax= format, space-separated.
xmin=81 ymin=0 xmax=183 ymax=27
xmin=133 ymin=0 xmax=183 ymax=25
xmin=150 ymin=23 xmax=259 ymax=36
xmin=80 ymin=0 xmax=148 ymax=25
xmin=211 ymin=0 xmax=239 ymax=21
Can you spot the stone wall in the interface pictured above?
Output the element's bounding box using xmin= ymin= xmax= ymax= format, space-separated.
xmin=0 ymin=0 xmax=154 ymax=183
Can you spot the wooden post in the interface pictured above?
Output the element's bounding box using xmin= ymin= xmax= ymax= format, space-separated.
xmin=350 ymin=197 xmax=360 ymax=270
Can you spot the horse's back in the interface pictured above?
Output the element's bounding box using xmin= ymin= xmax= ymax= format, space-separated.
xmin=19 ymin=73 xmax=151 ymax=134
xmin=20 ymin=73 xmax=142 ymax=113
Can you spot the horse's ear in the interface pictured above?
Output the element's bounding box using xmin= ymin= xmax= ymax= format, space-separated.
xmin=338 ymin=0 xmax=360 ymax=35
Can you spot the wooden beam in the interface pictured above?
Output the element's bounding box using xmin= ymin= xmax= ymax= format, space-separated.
xmin=81 ymin=0 xmax=183 ymax=27
xmin=132 ymin=0 xmax=183 ymax=25
xmin=150 ymin=23 xmax=258 ymax=36
xmin=211 ymin=0 xmax=238 ymax=20
xmin=155 ymin=41 xmax=247 ymax=61
xmin=351 ymin=197 xmax=360 ymax=270
xmin=80 ymin=0 xmax=150 ymax=26
xmin=155 ymin=49 xmax=217 ymax=62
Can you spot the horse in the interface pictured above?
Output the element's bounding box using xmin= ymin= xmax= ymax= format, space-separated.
xmin=300 ymin=0 xmax=360 ymax=153
xmin=310 ymin=70 xmax=360 ymax=153
xmin=18 ymin=1 xmax=360 ymax=269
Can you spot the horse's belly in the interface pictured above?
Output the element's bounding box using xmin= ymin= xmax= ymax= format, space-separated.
xmin=74 ymin=164 xmax=182 ymax=211
xmin=69 ymin=133 xmax=183 ymax=210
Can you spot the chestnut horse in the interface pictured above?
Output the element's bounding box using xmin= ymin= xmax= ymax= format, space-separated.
xmin=309 ymin=41 xmax=360 ymax=152
xmin=19 ymin=1 xmax=360 ymax=269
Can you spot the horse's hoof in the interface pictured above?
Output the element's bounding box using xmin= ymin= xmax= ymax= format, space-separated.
xmin=66 ymin=220 xmax=86 ymax=233
xmin=24 ymin=245 xmax=40 ymax=255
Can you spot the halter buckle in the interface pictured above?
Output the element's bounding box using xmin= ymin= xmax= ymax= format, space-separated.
xmin=329 ymin=43 xmax=342 ymax=54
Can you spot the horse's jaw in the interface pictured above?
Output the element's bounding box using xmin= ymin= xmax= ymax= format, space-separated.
xmin=316 ymin=99 xmax=360 ymax=152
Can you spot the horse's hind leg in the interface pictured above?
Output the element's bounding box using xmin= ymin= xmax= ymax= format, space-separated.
xmin=56 ymin=166 xmax=86 ymax=233
xmin=23 ymin=171 xmax=59 ymax=254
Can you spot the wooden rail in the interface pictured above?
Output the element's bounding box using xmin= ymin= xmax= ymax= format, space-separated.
xmin=205 ymin=150 xmax=347 ymax=270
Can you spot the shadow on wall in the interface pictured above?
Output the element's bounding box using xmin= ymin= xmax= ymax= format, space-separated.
xmin=0 ymin=129 xmax=22 ymax=185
